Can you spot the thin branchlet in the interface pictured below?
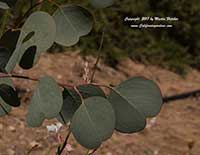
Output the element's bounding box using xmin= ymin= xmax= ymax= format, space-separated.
xmin=57 ymin=128 xmax=71 ymax=155
xmin=86 ymin=148 xmax=98 ymax=155
xmin=0 ymin=72 xmax=74 ymax=88
xmin=90 ymin=27 xmax=105 ymax=83
xmin=13 ymin=0 xmax=45 ymax=28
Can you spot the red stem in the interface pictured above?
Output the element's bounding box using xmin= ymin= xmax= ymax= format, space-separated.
xmin=0 ymin=72 xmax=74 ymax=88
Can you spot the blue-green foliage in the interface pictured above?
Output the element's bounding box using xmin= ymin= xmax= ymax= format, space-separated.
xmin=2 ymin=0 xmax=199 ymax=73
xmin=0 ymin=0 xmax=176 ymax=151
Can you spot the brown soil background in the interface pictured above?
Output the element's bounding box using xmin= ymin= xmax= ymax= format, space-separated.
xmin=0 ymin=52 xmax=199 ymax=155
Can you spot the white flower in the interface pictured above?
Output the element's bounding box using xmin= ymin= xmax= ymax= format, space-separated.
xmin=46 ymin=122 xmax=63 ymax=133
xmin=146 ymin=117 xmax=157 ymax=129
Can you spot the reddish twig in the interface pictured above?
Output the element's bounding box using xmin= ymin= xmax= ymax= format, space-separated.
xmin=0 ymin=72 xmax=74 ymax=88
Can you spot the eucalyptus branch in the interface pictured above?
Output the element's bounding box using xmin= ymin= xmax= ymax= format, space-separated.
xmin=73 ymin=86 xmax=84 ymax=103
xmin=0 ymin=72 xmax=74 ymax=88
xmin=0 ymin=72 xmax=117 ymax=92
xmin=48 ymin=0 xmax=61 ymax=8
xmin=59 ymin=112 xmax=67 ymax=125
xmin=27 ymin=144 xmax=39 ymax=155
xmin=91 ymin=82 xmax=114 ymax=92
xmin=0 ymin=1 xmax=167 ymax=155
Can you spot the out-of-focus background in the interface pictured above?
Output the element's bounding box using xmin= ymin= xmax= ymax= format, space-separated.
xmin=1 ymin=0 xmax=200 ymax=73
xmin=0 ymin=0 xmax=199 ymax=155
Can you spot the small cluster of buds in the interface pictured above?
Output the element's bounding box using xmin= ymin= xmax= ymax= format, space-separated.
xmin=82 ymin=61 xmax=91 ymax=83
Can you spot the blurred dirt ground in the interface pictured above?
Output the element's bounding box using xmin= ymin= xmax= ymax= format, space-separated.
xmin=0 ymin=52 xmax=199 ymax=155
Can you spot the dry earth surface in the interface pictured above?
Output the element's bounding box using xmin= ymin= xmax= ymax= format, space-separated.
xmin=0 ymin=52 xmax=199 ymax=155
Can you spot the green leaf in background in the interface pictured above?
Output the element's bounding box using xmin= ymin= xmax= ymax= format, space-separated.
xmin=1 ymin=0 xmax=17 ymax=7
xmin=57 ymin=88 xmax=81 ymax=124
xmin=71 ymin=96 xmax=115 ymax=149
xmin=0 ymin=1 xmax=9 ymax=9
xmin=0 ymin=0 xmax=17 ymax=9
xmin=90 ymin=0 xmax=114 ymax=8
xmin=78 ymin=84 xmax=106 ymax=98
xmin=53 ymin=5 xmax=93 ymax=47
xmin=0 ymin=77 xmax=13 ymax=116
xmin=19 ymin=46 xmax=36 ymax=69
xmin=0 ymin=47 xmax=11 ymax=70
xmin=5 ymin=11 xmax=56 ymax=72
xmin=0 ymin=30 xmax=20 ymax=70
xmin=108 ymin=76 xmax=163 ymax=133
xmin=27 ymin=76 xmax=62 ymax=127
xmin=0 ymin=84 xmax=20 ymax=107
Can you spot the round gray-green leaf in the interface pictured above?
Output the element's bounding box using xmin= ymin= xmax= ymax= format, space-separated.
xmin=90 ymin=0 xmax=114 ymax=8
xmin=53 ymin=5 xmax=93 ymax=46
xmin=71 ymin=97 xmax=115 ymax=149
xmin=6 ymin=11 xmax=56 ymax=72
xmin=113 ymin=77 xmax=163 ymax=117
xmin=27 ymin=76 xmax=62 ymax=127
xmin=0 ymin=77 xmax=13 ymax=116
xmin=57 ymin=88 xmax=81 ymax=124
xmin=0 ymin=84 xmax=20 ymax=107
xmin=108 ymin=90 xmax=146 ymax=133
